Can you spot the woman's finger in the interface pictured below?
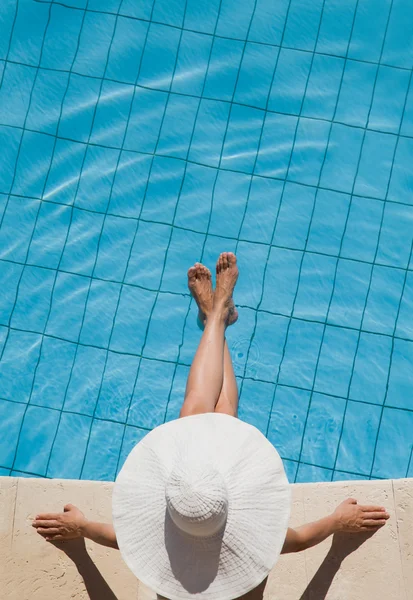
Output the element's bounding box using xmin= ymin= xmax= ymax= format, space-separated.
xmin=361 ymin=505 xmax=386 ymax=513
xmin=36 ymin=527 xmax=61 ymax=535
xmin=32 ymin=519 xmax=60 ymax=528
xmin=35 ymin=513 xmax=61 ymax=521
xmin=363 ymin=512 xmax=389 ymax=521
xmin=362 ymin=519 xmax=387 ymax=528
xmin=46 ymin=535 xmax=64 ymax=542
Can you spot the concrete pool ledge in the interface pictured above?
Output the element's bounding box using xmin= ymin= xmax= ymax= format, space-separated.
xmin=1 ymin=477 xmax=412 ymax=600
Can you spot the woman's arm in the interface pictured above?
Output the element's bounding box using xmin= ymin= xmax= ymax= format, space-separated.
xmin=281 ymin=498 xmax=389 ymax=554
xmin=32 ymin=503 xmax=118 ymax=549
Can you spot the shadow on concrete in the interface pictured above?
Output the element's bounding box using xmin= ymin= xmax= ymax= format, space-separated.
xmin=299 ymin=531 xmax=375 ymax=600
xmin=54 ymin=538 xmax=118 ymax=600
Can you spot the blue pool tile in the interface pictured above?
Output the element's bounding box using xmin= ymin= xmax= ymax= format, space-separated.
xmin=81 ymin=419 xmax=124 ymax=481
xmin=368 ymin=66 xmax=410 ymax=134
xmin=172 ymin=31 xmax=213 ymax=96
xmin=125 ymin=221 xmax=171 ymax=289
xmin=296 ymin=463 xmax=332 ymax=483
xmin=165 ymin=364 xmax=190 ymax=422
xmin=41 ymin=4 xmax=85 ymax=70
xmin=11 ymin=470 xmax=44 ymax=478
xmin=0 ymin=1 xmax=17 ymax=60
xmin=388 ymin=137 xmax=413 ymax=204
xmin=294 ymin=253 xmax=336 ymax=321
xmin=245 ymin=312 xmax=289 ymax=381
xmin=76 ymin=146 xmax=120 ymax=212
xmin=226 ymin=307 xmax=258 ymax=377
xmin=58 ymin=75 xmax=101 ymax=143
xmin=94 ymin=216 xmax=136 ymax=280
xmin=348 ymin=0 xmax=392 ymax=63
xmin=0 ymin=400 xmax=26 ymax=468
xmin=273 ymin=183 xmax=315 ymax=250
xmin=216 ymin=0 xmax=255 ymax=38
xmin=43 ymin=139 xmax=87 ymax=206
xmin=31 ymin=338 xmax=76 ymax=410
xmin=221 ymin=105 xmax=265 ymax=173
xmin=80 ymin=280 xmax=121 ymax=348
xmin=0 ymin=198 xmax=39 ymax=263
xmin=175 ymin=164 xmax=217 ymax=231
xmin=45 ymin=272 xmax=90 ymax=342
xmin=28 ymin=202 xmax=72 ymax=269
xmin=144 ymin=294 xmax=190 ymax=361
xmin=189 ymin=100 xmax=230 ymax=168
xmin=282 ymin=460 xmax=298 ymax=483
xmin=152 ymin=0 xmax=185 ymax=27
xmin=95 ymin=352 xmax=140 ymax=422
xmin=109 ymin=152 xmax=152 ymax=218
xmin=350 ymin=332 xmax=392 ymax=405
xmin=110 ymin=286 xmax=156 ymax=354
xmin=401 ymin=77 xmax=413 ymax=137
xmin=382 ymin=0 xmax=413 ymax=68
xmin=128 ymin=358 xmax=175 ymax=429
xmin=341 ymin=197 xmax=383 ymax=262
xmin=0 ymin=330 xmax=41 ymax=403
xmin=387 ymin=339 xmax=413 ymax=410
xmin=333 ymin=471 xmax=365 ymax=482
xmin=0 ymin=327 xmax=7 ymax=356
xmin=249 ymin=0 xmax=290 ymax=45
xmin=239 ymin=379 xmax=275 ymax=435
xmin=161 ymin=228 xmax=205 ymax=294
xmin=184 ymin=0 xmax=221 ymax=34
xmin=73 ymin=11 xmax=116 ymax=78
xmin=0 ymin=63 xmax=36 ymax=127
xmin=288 ymin=118 xmax=330 ymax=186
xmin=328 ymin=259 xmax=372 ymax=329
xmin=47 ymin=412 xmax=92 ymax=479
xmin=106 ymin=17 xmax=148 ymax=84
xmin=267 ymin=386 xmax=311 ymax=461
xmin=320 ymin=124 xmax=364 ymax=193
xmin=234 ymin=42 xmax=279 ymax=109
xmin=354 ymin=131 xmax=397 ymax=199
xmin=335 ymin=60 xmax=376 ymax=128
xmin=302 ymin=55 xmax=344 ymax=120
xmin=11 ymin=266 xmax=55 ymax=332
xmin=157 ymin=95 xmax=199 ymax=159
xmin=336 ymin=401 xmax=381 ymax=475
xmin=117 ymin=425 xmax=148 ymax=475
xmin=363 ymin=266 xmax=405 ymax=335
xmin=397 ymin=272 xmax=413 ymax=340
xmin=139 ymin=23 xmax=181 ymax=90
xmin=0 ymin=468 xmax=10 ymax=476
xmin=283 ymin=0 xmax=324 ymax=51
xmin=0 ymin=126 xmax=22 ymax=192
xmin=377 ymin=203 xmax=413 ymax=268
xmin=120 ymin=0 xmax=153 ymax=20
xmin=315 ymin=327 xmax=359 ymax=397
xmin=60 ymin=209 xmax=105 ymax=276
xmin=256 ymin=113 xmax=297 ymax=179
xmin=240 ymin=178 xmax=283 ymax=244
xmin=269 ymin=49 xmax=312 ymax=115
xmin=14 ymin=405 xmax=60 ymax=475
xmin=203 ymin=38 xmax=244 ymax=102
xmin=307 ymin=190 xmax=350 ymax=255
xmin=65 ymin=346 xmax=106 ymax=415
xmin=235 ymin=241 xmax=269 ymax=309
xmin=279 ymin=320 xmax=324 ymax=388
xmin=372 ymin=408 xmax=413 ymax=479
xmin=261 ymin=247 xmax=302 ymax=315
xmin=0 ymin=261 xmax=23 ymax=326
xmin=208 ymin=170 xmax=251 ymax=238
xmin=141 ymin=157 xmax=186 ymax=224
xmin=26 ymin=70 xmax=69 ymax=135
xmin=12 ymin=131 xmax=55 ymax=198
xmin=316 ymin=0 xmax=358 ymax=55
xmin=89 ymin=81 xmax=134 ymax=148
xmin=301 ymin=392 xmax=346 ymax=469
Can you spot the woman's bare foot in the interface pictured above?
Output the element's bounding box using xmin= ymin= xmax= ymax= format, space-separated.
xmin=214 ymin=252 xmax=239 ymax=323
xmin=188 ymin=262 xmax=238 ymax=326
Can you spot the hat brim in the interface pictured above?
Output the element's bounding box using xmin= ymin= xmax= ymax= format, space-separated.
xmin=113 ymin=413 xmax=291 ymax=600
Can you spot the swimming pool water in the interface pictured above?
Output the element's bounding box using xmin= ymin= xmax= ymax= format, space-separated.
xmin=0 ymin=0 xmax=413 ymax=484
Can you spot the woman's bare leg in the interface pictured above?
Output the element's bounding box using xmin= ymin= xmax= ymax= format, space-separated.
xmin=180 ymin=253 xmax=239 ymax=418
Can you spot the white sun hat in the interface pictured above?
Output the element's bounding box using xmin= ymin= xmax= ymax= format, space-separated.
xmin=113 ymin=412 xmax=291 ymax=600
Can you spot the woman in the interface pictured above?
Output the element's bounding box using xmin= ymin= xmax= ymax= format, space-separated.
xmin=33 ymin=253 xmax=389 ymax=600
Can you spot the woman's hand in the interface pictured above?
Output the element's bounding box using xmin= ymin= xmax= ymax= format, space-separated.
xmin=32 ymin=503 xmax=88 ymax=541
xmin=332 ymin=498 xmax=389 ymax=533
